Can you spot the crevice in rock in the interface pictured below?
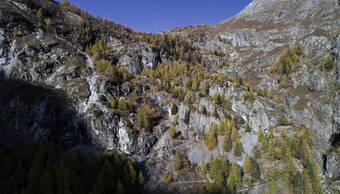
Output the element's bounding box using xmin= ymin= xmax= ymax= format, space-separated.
xmin=322 ymin=154 xmax=328 ymax=175
xmin=330 ymin=132 xmax=340 ymax=147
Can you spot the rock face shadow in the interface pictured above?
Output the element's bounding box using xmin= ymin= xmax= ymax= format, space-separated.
xmin=0 ymin=78 xmax=88 ymax=148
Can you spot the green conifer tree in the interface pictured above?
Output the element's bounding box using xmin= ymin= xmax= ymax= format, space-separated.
xmin=234 ymin=139 xmax=244 ymax=157
xmin=205 ymin=123 xmax=218 ymax=150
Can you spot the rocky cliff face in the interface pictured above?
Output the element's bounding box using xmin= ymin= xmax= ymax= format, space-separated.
xmin=0 ymin=0 xmax=339 ymax=193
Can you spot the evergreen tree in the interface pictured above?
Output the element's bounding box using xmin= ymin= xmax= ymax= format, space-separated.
xmin=116 ymin=180 xmax=124 ymax=194
xmin=191 ymin=79 xmax=200 ymax=91
xmin=231 ymin=125 xmax=239 ymax=142
xmin=172 ymin=152 xmax=182 ymax=171
xmin=138 ymin=172 xmax=144 ymax=185
xmin=60 ymin=0 xmax=70 ymax=8
xmin=259 ymin=130 xmax=269 ymax=152
xmin=212 ymin=108 xmax=219 ymax=118
xmin=213 ymin=94 xmax=222 ymax=105
xmin=227 ymin=163 xmax=243 ymax=192
xmin=118 ymin=98 xmax=129 ymax=112
xmin=205 ymin=123 xmax=218 ymax=150
xmin=202 ymin=84 xmax=209 ymax=97
xmin=223 ymin=135 xmax=232 ymax=152
xmin=251 ymin=159 xmax=261 ymax=180
xmin=36 ymin=8 xmax=43 ymax=21
xmin=234 ymin=139 xmax=244 ymax=157
xmin=243 ymin=155 xmax=253 ymax=174
xmin=218 ymin=119 xmax=227 ymax=135
xmin=136 ymin=107 xmax=151 ymax=132
xmin=268 ymin=180 xmax=278 ymax=194
xmin=46 ymin=18 xmax=53 ymax=26
xmin=245 ymin=124 xmax=252 ymax=132
xmin=302 ymin=169 xmax=313 ymax=194
xmin=125 ymin=160 xmax=137 ymax=185
xmin=209 ymin=157 xmax=229 ymax=185
xmin=39 ymin=169 xmax=55 ymax=194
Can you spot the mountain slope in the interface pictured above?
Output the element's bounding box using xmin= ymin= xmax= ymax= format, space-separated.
xmin=0 ymin=0 xmax=339 ymax=193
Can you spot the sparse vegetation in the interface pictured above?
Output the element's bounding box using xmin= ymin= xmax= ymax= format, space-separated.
xmin=270 ymin=47 xmax=303 ymax=75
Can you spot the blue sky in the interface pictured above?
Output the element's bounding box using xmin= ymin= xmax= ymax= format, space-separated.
xmin=57 ymin=0 xmax=252 ymax=33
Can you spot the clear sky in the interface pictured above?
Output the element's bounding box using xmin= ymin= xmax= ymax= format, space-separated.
xmin=57 ymin=0 xmax=252 ymax=33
